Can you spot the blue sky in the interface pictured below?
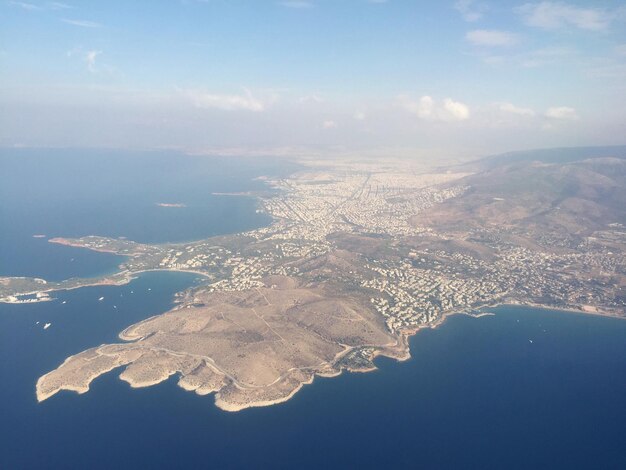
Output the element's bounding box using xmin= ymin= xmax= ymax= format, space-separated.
xmin=1 ymin=0 xmax=625 ymax=158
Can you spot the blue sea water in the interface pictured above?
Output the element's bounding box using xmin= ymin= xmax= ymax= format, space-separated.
xmin=1 ymin=149 xmax=625 ymax=469
xmin=0 ymin=148 xmax=294 ymax=280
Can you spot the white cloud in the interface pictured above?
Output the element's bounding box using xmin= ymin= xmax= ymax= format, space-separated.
xmin=8 ymin=1 xmax=71 ymax=11
xmin=442 ymin=98 xmax=470 ymax=121
xmin=85 ymin=50 xmax=101 ymax=73
xmin=417 ymin=95 xmax=435 ymax=119
xmin=182 ymin=88 xmax=266 ymax=112
xmin=9 ymin=1 xmax=40 ymax=10
xmin=298 ymin=94 xmax=323 ymax=104
xmin=454 ymin=0 xmax=487 ymax=22
xmin=48 ymin=2 xmax=71 ymax=9
xmin=322 ymin=120 xmax=337 ymax=129
xmin=520 ymin=45 xmax=576 ymax=67
xmin=498 ymin=102 xmax=535 ymax=116
xmin=516 ymin=2 xmax=610 ymax=31
xmin=279 ymin=1 xmax=313 ymax=8
xmin=401 ymin=95 xmax=435 ymax=119
xmin=66 ymin=47 xmax=104 ymax=73
xmin=545 ymin=106 xmax=579 ymax=120
xmin=353 ymin=111 xmax=366 ymax=121
xmin=62 ymin=18 xmax=101 ymax=28
xmin=400 ymin=95 xmax=470 ymax=122
xmin=585 ymin=62 xmax=626 ymax=80
xmin=466 ymin=29 xmax=519 ymax=47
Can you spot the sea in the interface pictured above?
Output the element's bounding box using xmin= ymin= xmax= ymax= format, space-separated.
xmin=1 ymin=149 xmax=625 ymax=469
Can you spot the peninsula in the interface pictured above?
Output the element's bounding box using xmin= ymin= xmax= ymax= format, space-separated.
xmin=2 ymin=149 xmax=625 ymax=411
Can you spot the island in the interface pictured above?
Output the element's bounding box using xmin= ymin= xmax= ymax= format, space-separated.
xmin=2 ymin=149 xmax=625 ymax=411
xmin=155 ymin=202 xmax=186 ymax=208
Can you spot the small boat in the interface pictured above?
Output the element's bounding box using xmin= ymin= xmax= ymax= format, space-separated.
xmin=98 ymin=296 xmax=104 ymax=301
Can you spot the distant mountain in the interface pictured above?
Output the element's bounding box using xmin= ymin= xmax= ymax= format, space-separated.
xmin=427 ymin=146 xmax=626 ymax=239
xmin=474 ymin=145 xmax=626 ymax=170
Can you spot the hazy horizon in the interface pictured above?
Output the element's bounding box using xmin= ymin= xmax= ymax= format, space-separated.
xmin=2 ymin=1 xmax=626 ymax=159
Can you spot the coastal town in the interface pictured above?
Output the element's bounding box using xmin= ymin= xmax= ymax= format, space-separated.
xmin=2 ymin=155 xmax=625 ymax=411
xmin=3 ymin=158 xmax=623 ymax=324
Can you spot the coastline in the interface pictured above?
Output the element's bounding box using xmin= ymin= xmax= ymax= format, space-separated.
xmin=48 ymin=238 xmax=123 ymax=255
xmin=486 ymin=300 xmax=626 ymax=321
xmin=0 ymin=268 xmax=213 ymax=304
xmin=394 ymin=300 xmax=625 ymax=364
xmin=10 ymin=163 xmax=623 ymax=413
xmin=29 ymin=272 xmax=624 ymax=412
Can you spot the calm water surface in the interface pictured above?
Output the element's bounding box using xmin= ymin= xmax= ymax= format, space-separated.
xmin=0 ymin=148 xmax=295 ymax=280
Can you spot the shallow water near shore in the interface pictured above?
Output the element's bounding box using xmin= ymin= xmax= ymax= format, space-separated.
xmin=1 ymin=149 xmax=625 ymax=469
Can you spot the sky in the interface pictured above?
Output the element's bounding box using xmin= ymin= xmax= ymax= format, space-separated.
xmin=1 ymin=0 xmax=626 ymax=159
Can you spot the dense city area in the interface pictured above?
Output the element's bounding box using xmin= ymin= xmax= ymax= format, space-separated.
xmin=3 ymin=158 xmax=625 ymax=330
